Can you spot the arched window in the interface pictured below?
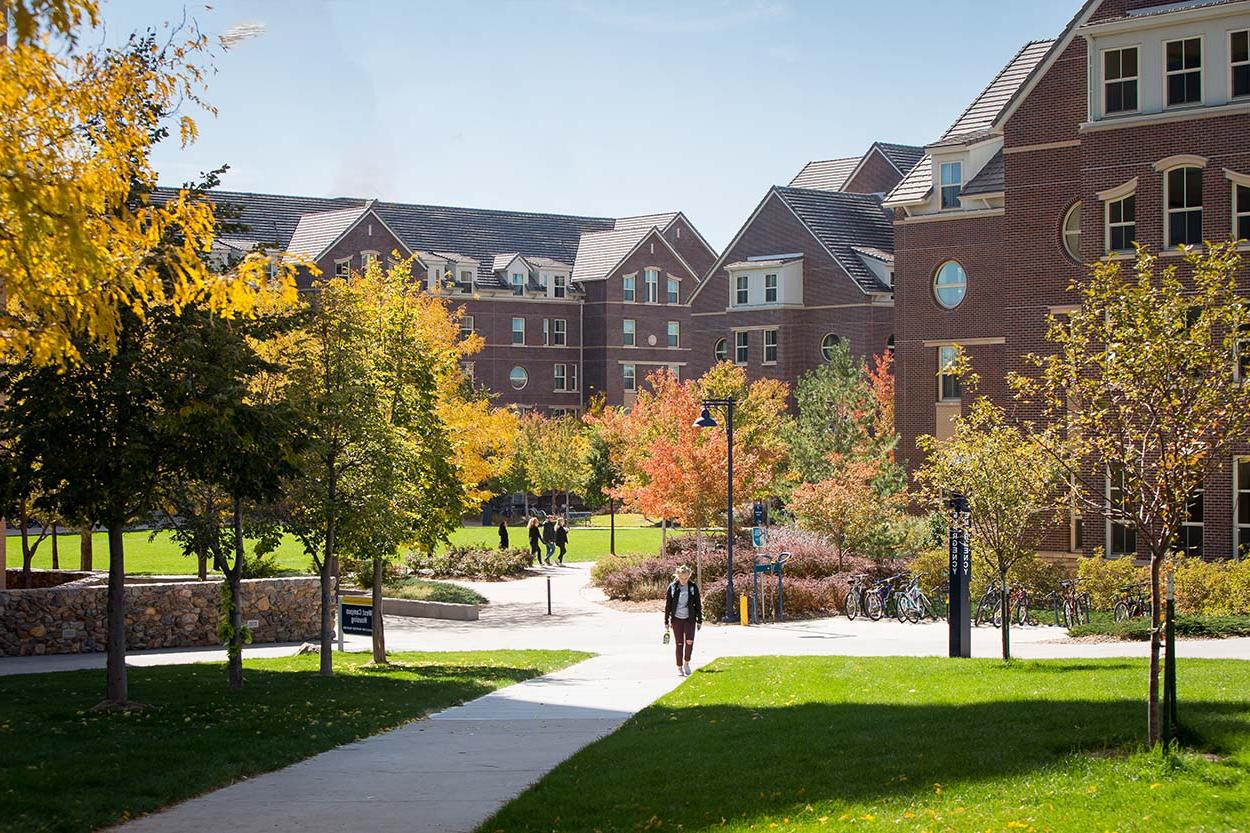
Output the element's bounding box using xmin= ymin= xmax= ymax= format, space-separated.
xmin=821 ymin=333 xmax=840 ymax=362
xmin=509 ymin=367 xmax=529 ymax=390
xmin=1062 ymin=203 xmax=1082 ymax=261
xmin=933 ymin=261 xmax=967 ymax=309
xmin=713 ymin=338 xmax=727 ymax=363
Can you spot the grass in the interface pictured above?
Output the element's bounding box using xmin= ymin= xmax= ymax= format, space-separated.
xmin=482 ymin=656 xmax=1250 ymax=833
xmin=1070 ymin=611 xmax=1250 ymax=640
xmin=380 ymin=577 xmax=488 ymax=605
xmin=0 ymin=649 xmax=588 ymax=833
xmin=19 ymin=525 xmax=670 ymax=575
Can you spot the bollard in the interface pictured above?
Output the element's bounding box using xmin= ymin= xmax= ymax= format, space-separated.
xmin=739 ymin=593 xmax=748 ymax=626
xmin=546 ymin=576 xmax=552 ymax=616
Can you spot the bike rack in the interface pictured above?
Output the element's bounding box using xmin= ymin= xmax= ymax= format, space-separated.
xmin=751 ymin=552 xmax=790 ymax=623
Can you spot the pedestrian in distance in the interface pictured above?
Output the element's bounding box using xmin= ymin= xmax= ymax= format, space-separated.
xmin=664 ymin=565 xmax=702 ymax=677
xmin=554 ymin=516 xmax=568 ymax=565
xmin=527 ymin=517 xmax=542 ymax=564
xmin=498 ymin=518 xmax=509 ymax=550
xmin=541 ymin=515 xmax=557 ymax=565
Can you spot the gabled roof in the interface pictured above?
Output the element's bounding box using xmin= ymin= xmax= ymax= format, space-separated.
xmin=874 ymin=142 xmax=927 ymax=174
xmin=882 ymin=157 xmax=933 ymax=208
xmin=789 ymin=156 xmax=861 ymax=191
xmin=615 ymin=213 xmax=680 ymax=231
xmin=492 ymin=252 xmax=527 ymax=273
xmin=527 ymin=255 xmax=572 ymax=270
xmin=850 ymin=245 xmax=894 ymax=264
xmin=774 ymin=187 xmax=894 ymax=293
xmin=571 ymin=224 xmax=698 ymax=284
xmin=961 ymin=149 xmax=1005 ymax=196
xmin=284 ymin=203 xmax=375 ymax=261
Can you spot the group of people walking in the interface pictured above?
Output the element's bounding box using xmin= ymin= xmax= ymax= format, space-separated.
xmin=497 ymin=514 xmax=569 ymax=565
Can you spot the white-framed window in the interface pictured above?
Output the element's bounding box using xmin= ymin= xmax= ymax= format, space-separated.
xmin=1176 ymin=487 xmax=1204 ymax=557
xmin=1107 ymin=193 xmax=1137 ymax=252
xmin=1233 ymin=30 xmax=1250 ymax=98
xmin=763 ymin=329 xmax=778 ymax=364
xmin=940 ymin=161 xmax=962 ymax=210
xmin=537 ymin=274 xmax=549 ymax=294
xmin=1165 ymin=36 xmax=1202 ymax=107
xmin=734 ymin=331 xmax=748 ymax=364
xmin=511 ymin=273 xmax=525 ymax=296
xmin=938 ymin=346 xmax=961 ymax=402
xmin=361 ymin=251 xmax=380 ymax=271
xmin=644 ymin=268 xmax=659 ymax=303
xmin=667 ymin=277 xmax=679 ymax=304
xmin=1235 ymin=456 xmax=1250 ymax=558
xmin=552 ymin=318 xmax=566 ymax=346
xmin=714 ymin=338 xmax=727 ymax=363
xmin=511 ymin=317 xmax=525 ymax=345
xmin=554 ymin=363 xmax=577 ymax=392
xmin=623 ymin=274 xmax=636 ymax=302
xmin=1103 ymin=46 xmax=1139 ymax=114
xmin=933 ymin=261 xmax=967 ymax=309
xmin=764 ymin=273 xmax=778 ymax=303
xmin=821 ymin=333 xmax=840 ymax=362
xmin=1235 ymin=324 xmax=1250 ymax=381
xmin=1235 ymin=182 xmax=1250 ymax=241
xmin=509 ymin=366 xmax=529 ymax=390
xmin=542 ymin=318 xmax=549 ymax=346
xmin=666 ymin=321 xmax=679 ymax=348
xmin=623 ymin=319 xmax=636 ymax=347
xmin=459 ymin=269 xmax=474 ymax=292
xmin=734 ymin=274 xmax=749 ymax=305
xmin=335 ymin=258 xmax=351 ymax=278
xmin=553 ymin=275 xmax=567 ymax=298
xmin=1166 ymin=166 xmax=1203 ymax=247
xmin=459 ymin=315 xmax=475 ymax=341
xmin=623 ymin=364 xmax=636 ymax=391
xmin=1106 ymin=466 xmax=1137 ymax=558
xmin=1062 ymin=202 xmax=1082 ymax=261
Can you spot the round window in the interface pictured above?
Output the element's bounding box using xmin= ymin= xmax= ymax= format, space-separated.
xmin=1062 ymin=202 xmax=1082 ymax=261
xmin=934 ymin=261 xmax=967 ymax=309
xmin=509 ymin=366 xmax=529 ymax=390
xmin=821 ymin=333 xmax=840 ymax=362
xmin=714 ymin=338 xmax=727 ymax=363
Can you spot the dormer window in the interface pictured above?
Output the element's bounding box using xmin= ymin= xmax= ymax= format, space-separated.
xmin=734 ymin=274 xmax=749 ymax=305
xmin=764 ymin=274 xmax=778 ymax=303
xmin=1103 ymin=47 xmax=1138 ymax=114
xmin=459 ymin=269 xmax=473 ymax=290
xmin=940 ymin=162 xmax=962 ymax=210
xmin=1233 ymin=31 xmax=1250 ymax=98
xmin=511 ymin=273 xmax=525 ymax=296
xmin=1165 ymin=37 xmax=1202 ymax=107
xmin=554 ymin=275 xmax=567 ymax=298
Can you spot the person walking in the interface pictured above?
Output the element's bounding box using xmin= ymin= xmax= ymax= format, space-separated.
xmin=527 ymin=517 xmax=542 ymax=564
xmin=498 ymin=518 xmax=509 ymax=550
xmin=554 ymin=517 xmax=569 ymax=565
xmin=664 ymin=565 xmax=702 ymax=677
xmin=541 ymin=516 xmax=557 ymax=565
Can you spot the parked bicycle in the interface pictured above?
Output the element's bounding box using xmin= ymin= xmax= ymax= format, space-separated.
xmin=1043 ymin=579 xmax=1090 ymax=627
xmin=1113 ymin=583 xmax=1150 ymax=621
xmin=843 ymin=574 xmax=870 ymax=620
xmin=864 ymin=573 xmax=907 ymax=621
xmin=894 ymin=574 xmax=938 ymax=623
xmin=974 ymin=581 xmax=1032 ymax=628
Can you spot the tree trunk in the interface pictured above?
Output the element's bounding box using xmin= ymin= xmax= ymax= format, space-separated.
xmin=1000 ymin=567 xmax=1011 ymax=661
xmin=226 ymin=501 xmax=246 ymax=691
xmin=197 ymin=548 xmax=208 ymax=581
xmin=19 ymin=502 xmax=32 ymax=588
xmin=0 ymin=516 xmax=6 ymax=591
xmin=320 ymin=471 xmax=336 ymax=676
xmin=661 ymin=518 xmax=668 ymax=557
xmin=1148 ymin=553 xmax=1163 ymax=745
xmin=51 ymin=524 xmax=59 ymax=569
xmin=609 ymin=499 xmax=615 ymax=556
xmin=79 ymin=527 xmax=93 ymax=571
xmin=105 ymin=521 xmax=128 ymax=705
xmin=371 ymin=555 xmax=386 ymax=664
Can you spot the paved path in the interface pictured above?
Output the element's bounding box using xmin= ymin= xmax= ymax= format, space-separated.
xmin=4 ymin=562 xmax=1242 ymax=833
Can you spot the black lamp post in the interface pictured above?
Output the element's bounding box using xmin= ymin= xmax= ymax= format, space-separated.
xmin=693 ymin=397 xmax=736 ymax=622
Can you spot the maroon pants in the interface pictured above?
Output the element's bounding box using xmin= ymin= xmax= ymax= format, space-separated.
xmin=671 ymin=616 xmax=696 ymax=665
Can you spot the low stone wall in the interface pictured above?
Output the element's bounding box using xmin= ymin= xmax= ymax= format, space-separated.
xmin=0 ymin=577 xmax=321 ymax=657
xmin=3 ymin=569 xmax=98 ymax=589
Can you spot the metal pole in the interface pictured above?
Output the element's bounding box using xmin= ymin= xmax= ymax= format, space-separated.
xmin=723 ymin=399 xmax=736 ymax=623
xmin=609 ymin=498 xmax=616 ymax=555
xmin=547 ymin=576 xmax=552 ymax=615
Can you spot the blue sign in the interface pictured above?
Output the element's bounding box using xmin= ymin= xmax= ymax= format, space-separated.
xmin=751 ymin=526 xmax=766 ymax=548
xmin=753 ymin=501 xmax=765 ymax=526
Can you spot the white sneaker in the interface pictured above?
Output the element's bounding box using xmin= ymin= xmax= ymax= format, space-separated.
xmin=677 ymin=666 xmax=686 ymax=677
xmin=683 ymin=662 xmax=692 ymax=676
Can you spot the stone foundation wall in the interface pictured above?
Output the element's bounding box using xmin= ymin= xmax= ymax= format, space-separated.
xmin=0 ymin=577 xmax=322 ymax=657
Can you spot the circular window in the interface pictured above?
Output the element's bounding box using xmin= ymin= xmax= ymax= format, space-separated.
xmin=714 ymin=338 xmax=727 ymax=362
xmin=509 ymin=366 xmax=528 ymax=390
xmin=934 ymin=261 xmax=967 ymax=309
xmin=821 ymin=333 xmax=841 ymax=362
xmin=1062 ymin=202 xmax=1082 ymax=261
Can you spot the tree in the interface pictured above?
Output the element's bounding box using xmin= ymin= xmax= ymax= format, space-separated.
xmin=1010 ymin=243 xmax=1250 ymax=741
xmin=915 ymin=398 xmax=1066 ymax=659
xmin=516 ymin=413 xmax=591 ymax=515
xmin=0 ymin=2 xmax=298 ymax=366
xmin=790 ymin=452 xmax=908 ymax=567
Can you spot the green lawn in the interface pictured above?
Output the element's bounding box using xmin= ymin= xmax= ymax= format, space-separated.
xmin=381 ymin=577 xmax=489 ymax=605
xmin=0 ymin=649 xmax=588 ymax=833
xmin=19 ymin=525 xmax=669 ymax=575
xmin=483 ymin=656 xmax=1250 ymax=833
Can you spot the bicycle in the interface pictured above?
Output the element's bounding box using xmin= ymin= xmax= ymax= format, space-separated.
xmin=865 ymin=573 xmax=905 ymax=621
xmin=1113 ymin=583 xmax=1150 ymax=621
xmin=894 ymin=575 xmax=938 ymax=623
xmin=844 ymin=574 xmax=870 ymax=621
xmin=1046 ymin=579 xmax=1090 ymax=627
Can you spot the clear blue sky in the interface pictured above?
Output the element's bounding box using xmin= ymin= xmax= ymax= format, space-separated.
xmin=101 ymin=1 xmax=1074 ymax=249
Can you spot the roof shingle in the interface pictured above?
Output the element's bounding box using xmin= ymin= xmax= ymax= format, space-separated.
xmin=773 ymin=187 xmax=894 ymax=293
xmin=789 ymin=156 xmax=861 ymax=191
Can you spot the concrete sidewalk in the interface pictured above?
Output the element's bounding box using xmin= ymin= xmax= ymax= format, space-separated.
xmin=114 ymin=652 xmax=688 ymax=833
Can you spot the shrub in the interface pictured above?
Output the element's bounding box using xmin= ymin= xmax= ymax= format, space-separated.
xmin=1171 ymin=556 xmax=1250 ymax=616
xmin=909 ymin=547 xmax=1072 ymax=603
xmin=382 ymin=578 xmax=488 ymax=605
xmin=1077 ymin=556 xmax=1149 ymax=610
xmin=407 ymin=546 xmax=532 ymax=580
xmin=1069 ymin=613 xmax=1250 ymax=640
xmin=240 ymin=552 xmax=288 ymax=579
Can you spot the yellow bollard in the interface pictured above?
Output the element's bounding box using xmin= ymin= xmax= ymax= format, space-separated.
xmin=740 ymin=593 xmax=749 ymax=626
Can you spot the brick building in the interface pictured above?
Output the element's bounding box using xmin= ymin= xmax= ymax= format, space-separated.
xmin=688 ymin=142 xmax=923 ymax=385
xmin=889 ymin=0 xmax=1250 ymax=559
xmin=187 ymin=190 xmax=714 ymax=413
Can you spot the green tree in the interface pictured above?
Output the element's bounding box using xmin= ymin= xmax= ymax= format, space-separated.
xmin=1010 ymin=243 xmax=1250 ymax=742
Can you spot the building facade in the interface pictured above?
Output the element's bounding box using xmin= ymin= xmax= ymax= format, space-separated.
xmin=890 ymin=0 xmax=1250 ymax=559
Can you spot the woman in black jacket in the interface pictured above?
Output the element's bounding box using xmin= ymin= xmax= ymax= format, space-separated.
xmin=526 ymin=517 xmax=541 ymax=564
xmin=554 ymin=517 xmax=569 ymax=565
xmin=498 ymin=519 xmax=509 ymax=550
xmin=664 ymin=565 xmax=702 ymax=676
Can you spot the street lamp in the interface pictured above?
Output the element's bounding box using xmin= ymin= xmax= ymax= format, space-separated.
xmin=693 ymin=397 xmax=736 ymax=622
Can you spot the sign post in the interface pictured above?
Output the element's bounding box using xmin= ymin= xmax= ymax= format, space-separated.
xmin=948 ymin=493 xmax=972 ymax=658
xmin=339 ymin=595 xmax=373 ymax=651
